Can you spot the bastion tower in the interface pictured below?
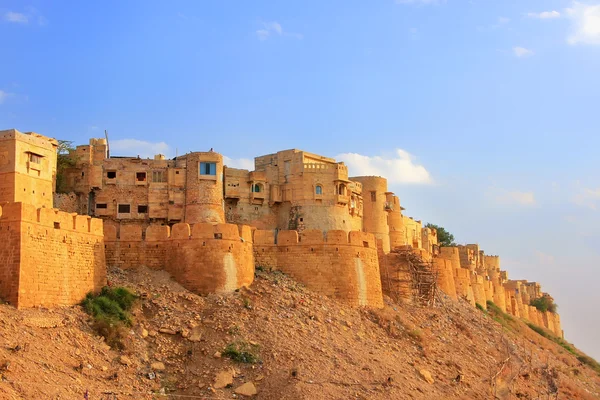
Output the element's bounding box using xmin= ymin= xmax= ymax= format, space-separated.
xmin=351 ymin=176 xmax=391 ymax=253
xmin=386 ymin=193 xmax=406 ymax=250
xmin=183 ymin=151 xmax=225 ymax=224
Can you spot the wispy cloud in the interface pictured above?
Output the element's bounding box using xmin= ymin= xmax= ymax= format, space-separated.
xmin=336 ymin=149 xmax=432 ymax=185
xmin=572 ymin=187 xmax=600 ymax=210
xmin=527 ymin=10 xmax=561 ymax=19
xmin=478 ymin=16 xmax=511 ymax=32
xmin=0 ymin=90 xmax=9 ymax=104
xmin=4 ymin=11 xmax=28 ymax=23
xmin=566 ymin=2 xmax=600 ymax=45
xmin=223 ymin=156 xmax=254 ymax=170
xmin=256 ymin=21 xmax=302 ymax=41
xmin=110 ymin=139 xmax=171 ymax=158
xmin=395 ymin=0 xmax=446 ymax=5
xmin=513 ymin=46 xmax=534 ymax=57
xmin=487 ymin=187 xmax=536 ymax=206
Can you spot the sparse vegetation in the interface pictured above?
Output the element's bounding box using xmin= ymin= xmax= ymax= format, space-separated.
xmin=486 ymin=300 xmax=519 ymax=332
xmin=55 ymin=139 xmax=77 ymax=193
xmin=475 ymin=303 xmax=485 ymax=312
xmin=222 ymin=341 xmax=260 ymax=364
xmin=424 ymin=223 xmax=456 ymax=247
xmin=530 ymin=296 xmax=558 ymax=313
xmin=81 ymin=286 xmax=138 ymax=348
xmin=526 ymin=322 xmax=600 ymax=375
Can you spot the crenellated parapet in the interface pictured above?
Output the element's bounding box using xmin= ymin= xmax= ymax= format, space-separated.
xmin=0 ymin=202 xmax=105 ymax=308
xmin=254 ymin=229 xmax=383 ymax=307
xmin=104 ymin=222 xmax=254 ymax=294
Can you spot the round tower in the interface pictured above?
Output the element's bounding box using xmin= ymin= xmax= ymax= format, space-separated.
xmin=351 ymin=176 xmax=390 ymax=253
xmin=387 ymin=194 xmax=406 ymax=250
xmin=184 ymin=152 xmax=225 ymax=224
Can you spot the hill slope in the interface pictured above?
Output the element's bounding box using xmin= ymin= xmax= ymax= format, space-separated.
xmin=1 ymin=267 xmax=599 ymax=399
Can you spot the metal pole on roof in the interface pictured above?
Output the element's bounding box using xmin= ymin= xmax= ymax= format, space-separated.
xmin=105 ymin=130 xmax=110 ymax=158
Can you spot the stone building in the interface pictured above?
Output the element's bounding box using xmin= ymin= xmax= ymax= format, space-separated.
xmin=0 ymin=129 xmax=58 ymax=208
xmin=58 ymin=139 xmax=225 ymax=227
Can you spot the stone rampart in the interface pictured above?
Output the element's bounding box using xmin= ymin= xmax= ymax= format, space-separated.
xmin=0 ymin=202 xmax=105 ymax=308
xmin=253 ymin=229 xmax=383 ymax=308
xmin=104 ymin=222 xmax=254 ymax=294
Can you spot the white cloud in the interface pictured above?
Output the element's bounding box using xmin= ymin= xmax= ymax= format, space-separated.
xmin=572 ymin=187 xmax=600 ymax=210
xmin=256 ymin=21 xmax=302 ymax=40
xmin=336 ymin=149 xmax=432 ymax=185
xmin=497 ymin=17 xmax=511 ymax=24
xmin=223 ymin=156 xmax=254 ymax=170
xmin=4 ymin=12 xmax=28 ymax=23
xmin=487 ymin=187 xmax=536 ymax=206
xmin=110 ymin=139 xmax=171 ymax=159
xmin=527 ymin=10 xmax=561 ymax=19
xmin=566 ymin=2 xmax=600 ymax=45
xmin=513 ymin=46 xmax=534 ymax=57
xmin=395 ymin=0 xmax=446 ymax=5
xmin=0 ymin=90 xmax=8 ymax=104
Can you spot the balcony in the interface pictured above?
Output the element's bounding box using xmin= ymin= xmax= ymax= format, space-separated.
xmin=225 ymin=188 xmax=241 ymax=199
xmin=335 ymin=194 xmax=349 ymax=205
xmin=334 ymin=164 xmax=349 ymax=181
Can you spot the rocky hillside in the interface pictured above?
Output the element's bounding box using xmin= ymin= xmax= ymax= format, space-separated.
xmin=1 ymin=267 xmax=599 ymax=399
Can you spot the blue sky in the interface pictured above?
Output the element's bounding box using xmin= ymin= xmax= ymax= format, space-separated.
xmin=2 ymin=0 xmax=600 ymax=358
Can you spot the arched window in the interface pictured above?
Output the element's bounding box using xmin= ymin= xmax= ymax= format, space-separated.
xmin=315 ymin=185 xmax=323 ymax=195
xmin=338 ymin=184 xmax=346 ymax=195
xmin=252 ymin=184 xmax=262 ymax=193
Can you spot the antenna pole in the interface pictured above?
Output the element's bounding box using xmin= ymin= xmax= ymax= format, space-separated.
xmin=104 ymin=130 xmax=110 ymax=158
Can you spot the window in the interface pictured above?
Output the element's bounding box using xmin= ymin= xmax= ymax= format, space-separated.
xmin=96 ymin=203 xmax=107 ymax=209
xmin=370 ymin=191 xmax=376 ymax=202
xmin=138 ymin=205 xmax=148 ymax=213
xmin=315 ymin=185 xmax=323 ymax=195
xmin=252 ymin=184 xmax=262 ymax=193
xmin=118 ymin=204 xmax=130 ymax=213
xmin=107 ymin=171 xmax=117 ymax=179
xmin=200 ymin=162 xmax=217 ymax=176
xmin=152 ymin=170 xmax=167 ymax=183
xmin=136 ymin=172 xmax=147 ymax=182
xmin=28 ymin=153 xmax=42 ymax=164
xmin=338 ymin=184 xmax=346 ymax=195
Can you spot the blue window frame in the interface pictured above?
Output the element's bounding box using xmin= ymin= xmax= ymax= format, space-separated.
xmin=200 ymin=162 xmax=216 ymax=176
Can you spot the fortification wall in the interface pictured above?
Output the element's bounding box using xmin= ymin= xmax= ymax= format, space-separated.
xmin=434 ymin=257 xmax=457 ymax=301
xmin=0 ymin=202 xmax=105 ymax=308
xmin=104 ymin=222 xmax=254 ymax=294
xmin=254 ymin=229 xmax=383 ymax=308
xmin=471 ymin=274 xmax=487 ymax=309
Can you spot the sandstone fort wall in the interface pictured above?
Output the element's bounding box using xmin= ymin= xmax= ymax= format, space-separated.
xmin=253 ymin=229 xmax=384 ymax=308
xmin=104 ymin=222 xmax=254 ymax=294
xmin=0 ymin=202 xmax=105 ymax=308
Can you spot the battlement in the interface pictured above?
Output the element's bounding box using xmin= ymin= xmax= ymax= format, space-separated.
xmin=104 ymin=222 xmax=252 ymax=243
xmin=253 ymin=229 xmax=375 ymax=248
xmin=0 ymin=202 xmax=103 ymax=236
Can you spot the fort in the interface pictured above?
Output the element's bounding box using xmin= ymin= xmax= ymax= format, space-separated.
xmin=0 ymin=128 xmax=562 ymax=338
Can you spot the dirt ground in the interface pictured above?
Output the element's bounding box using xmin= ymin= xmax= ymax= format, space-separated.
xmin=1 ymin=266 xmax=599 ymax=399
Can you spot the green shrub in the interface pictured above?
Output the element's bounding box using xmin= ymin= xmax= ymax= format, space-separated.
xmin=525 ymin=322 xmax=600 ymax=374
xmin=223 ymin=341 xmax=260 ymax=364
xmin=81 ymin=286 xmax=138 ymax=348
xmin=530 ymin=296 xmax=558 ymax=313
xmin=475 ymin=303 xmax=485 ymax=312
